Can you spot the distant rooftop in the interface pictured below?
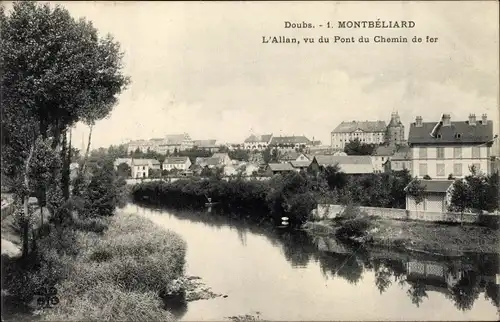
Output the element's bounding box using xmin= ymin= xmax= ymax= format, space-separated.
xmin=332 ymin=120 xmax=387 ymax=133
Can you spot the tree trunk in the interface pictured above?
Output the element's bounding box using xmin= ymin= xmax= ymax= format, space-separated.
xmin=79 ymin=124 xmax=93 ymax=176
xmin=22 ymin=143 xmax=35 ymax=259
xmin=61 ymin=131 xmax=70 ymax=200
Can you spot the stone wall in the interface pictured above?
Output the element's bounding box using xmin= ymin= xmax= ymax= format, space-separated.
xmin=313 ymin=203 xmax=500 ymax=225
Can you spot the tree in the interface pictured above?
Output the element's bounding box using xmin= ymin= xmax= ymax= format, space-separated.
xmin=405 ymin=179 xmax=425 ymax=206
xmin=319 ymin=164 xmax=347 ymax=191
xmin=344 ymin=138 xmax=377 ymax=156
xmin=2 ymin=2 xmax=129 ymax=211
xmin=449 ymin=179 xmax=469 ymax=223
xmin=116 ymin=162 xmax=131 ymax=178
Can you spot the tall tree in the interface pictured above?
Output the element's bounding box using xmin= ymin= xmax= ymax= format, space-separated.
xmin=344 ymin=138 xmax=377 ymax=156
xmin=1 ymin=1 xmax=129 ymax=247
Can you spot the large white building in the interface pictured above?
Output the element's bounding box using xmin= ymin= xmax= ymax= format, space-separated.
xmin=408 ymin=113 xmax=495 ymax=179
xmin=331 ymin=120 xmax=387 ymax=149
xmin=243 ymin=134 xmax=273 ymax=151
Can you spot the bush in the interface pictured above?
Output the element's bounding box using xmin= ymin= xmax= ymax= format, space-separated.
xmin=335 ymin=205 xmax=372 ymax=240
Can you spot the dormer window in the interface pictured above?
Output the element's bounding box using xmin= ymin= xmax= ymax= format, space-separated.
xmin=455 ymin=133 xmax=462 ymax=139
xmin=437 ymin=134 xmax=442 ymax=139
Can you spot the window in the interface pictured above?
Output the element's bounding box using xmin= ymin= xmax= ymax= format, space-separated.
xmin=472 ymin=146 xmax=481 ymax=158
xmin=436 ymin=164 xmax=445 ymax=177
xmin=419 ymin=147 xmax=427 ymax=159
xmin=436 ymin=147 xmax=445 ymax=159
xmin=143 ymin=166 xmax=145 ymax=170
xmin=419 ymin=163 xmax=428 ymax=177
xmin=453 ymin=163 xmax=462 ymax=176
xmin=453 ymin=147 xmax=462 ymax=159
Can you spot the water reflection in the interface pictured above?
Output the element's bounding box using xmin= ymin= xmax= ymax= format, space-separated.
xmin=131 ymin=203 xmax=499 ymax=320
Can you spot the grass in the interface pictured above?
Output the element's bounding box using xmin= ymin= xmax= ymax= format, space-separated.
xmin=40 ymin=212 xmax=186 ymax=321
xmin=1 ymin=211 xmax=187 ymax=321
xmin=367 ymin=219 xmax=499 ymax=255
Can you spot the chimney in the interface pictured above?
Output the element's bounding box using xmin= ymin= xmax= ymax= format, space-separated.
xmin=468 ymin=113 xmax=476 ymax=125
xmin=415 ymin=116 xmax=423 ymax=127
xmin=482 ymin=114 xmax=487 ymax=124
xmin=442 ymin=114 xmax=451 ymax=126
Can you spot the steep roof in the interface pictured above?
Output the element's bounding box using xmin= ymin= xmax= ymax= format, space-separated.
xmin=405 ymin=179 xmax=453 ymax=193
xmin=332 ymin=120 xmax=387 ymax=133
xmin=313 ymin=155 xmax=374 ymax=174
xmin=131 ymin=159 xmax=151 ymax=166
xmin=279 ymin=151 xmax=301 ymax=161
xmin=269 ymin=136 xmax=311 ymax=145
xmin=268 ymin=163 xmax=295 ymax=171
xmin=408 ymin=119 xmax=494 ymax=145
xmin=290 ymin=160 xmax=312 ymax=168
xmin=192 ymin=139 xmax=217 ymax=147
xmin=244 ymin=134 xmax=273 ymax=143
xmin=164 ymin=156 xmax=190 ymax=164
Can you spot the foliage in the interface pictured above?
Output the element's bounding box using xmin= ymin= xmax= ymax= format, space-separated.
xmin=116 ymin=162 xmax=131 ymax=178
xmin=228 ymin=149 xmax=250 ymax=162
xmin=343 ymin=138 xmax=378 ymax=156
xmin=2 ymin=1 xmax=129 ymax=140
xmin=405 ymin=179 xmax=426 ymax=205
xmin=449 ymin=170 xmax=499 ymax=213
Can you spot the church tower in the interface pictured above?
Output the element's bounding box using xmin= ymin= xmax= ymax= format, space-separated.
xmin=385 ymin=111 xmax=405 ymax=146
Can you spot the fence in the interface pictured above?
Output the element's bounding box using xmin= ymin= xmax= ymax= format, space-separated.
xmin=312 ymin=203 xmax=500 ymax=225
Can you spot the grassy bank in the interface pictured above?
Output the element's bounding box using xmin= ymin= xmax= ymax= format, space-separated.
xmin=304 ymin=206 xmax=499 ymax=255
xmin=2 ymin=212 xmax=187 ymax=321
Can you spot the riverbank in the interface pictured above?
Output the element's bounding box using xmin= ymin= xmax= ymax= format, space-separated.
xmin=304 ymin=217 xmax=499 ymax=256
xmin=1 ymin=210 xmax=222 ymax=321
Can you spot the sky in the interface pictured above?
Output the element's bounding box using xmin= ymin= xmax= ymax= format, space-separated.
xmin=7 ymin=1 xmax=500 ymax=149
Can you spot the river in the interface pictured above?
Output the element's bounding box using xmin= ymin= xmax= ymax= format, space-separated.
xmin=124 ymin=204 xmax=500 ymax=321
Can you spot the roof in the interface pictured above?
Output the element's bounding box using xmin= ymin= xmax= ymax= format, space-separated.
xmin=408 ymin=118 xmax=494 ymax=145
xmin=391 ymin=146 xmax=411 ymax=160
xmin=165 ymin=133 xmax=190 ymax=144
xmin=268 ymin=163 xmax=295 ymax=171
xmin=149 ymin=159 xmax=160 ymax=165
xmin=332 ymin=120 xmax=387 ymax=133
xmin=244 ymin=134 xmax=273 ymax=143
xmin=212 ymin=153 xmax=229 ymax=159
xmin=114 ymin=158 xmax=132 ymax=165
xmin=372 ymin=145 xmax=397 ymax=156
xmin=405 ymin=180 xmax=454 ymax=193
xmin=164 ymin=156 xmax=190 ymax=164
xmin=192 ymin=139 xmax=217 ymax=147
xmin=313 ymin=155 xmax=374 ymax=174
xmin=290 ymin=160 xmax=312 ymax=168
xmin=131 ymin=159 xmax=151 ymax=166
xmin=269 ymin=136 xmax=311 ymax=145
xmin=196 ymin=157 xmax=221 ymax=166
xmin=279 ymin=151 xmax=300 ymax=160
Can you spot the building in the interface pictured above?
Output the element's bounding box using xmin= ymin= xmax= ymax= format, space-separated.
xmin=243 ymin=134 xmax=273 ymax=151
xmin=192 ymin=139 xmax=218 ymax=152
xmin=371 ymin=145 xmax=397 ymax=173
xmin=290 ymin=160 xmax=312 ymax=172
xmin=277 ymin=151 xmax=301 ymax=163
xmin=385 ymin=111 xmax=405 ymax=146
xmin=404 ymin=179 xmax=454 ymax=212
xmin=148 ymin=159 xmax=161 ymax=170
xmin=162 ymin=156 xmax=192 ymax=172
xmin=408 ymin=113 xmax=495 ymax=179
xmin=331 ymin=120 xmax=387 ymax=149
xmin=195 ymin=157 xmax=224 ymax=169
xmin=269 ymin=135 xmax=312 ymax=152
xmin=212 ymin=153 xmax=232 ymax=166
xmin=127 ymin=139 xmax=154 ymax=154
xmin=131 ymin=159 xmax=150 ymax=178
xmin=295 ymin=153 xmax=313 ymax=161
xmin=265 ymin=163 xmax=295 ymax=176
xmin=157 ymin=133 xmax=193 ymax=154
xmin=113 ymin=158 xmax=133 ymax=170
xmin=310 ymin=155 xmax=375 ymax=174
xmin=385 ymin=146 xmax=412 ymax=172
